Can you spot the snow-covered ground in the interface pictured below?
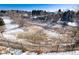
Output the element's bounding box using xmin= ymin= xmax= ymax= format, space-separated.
xmin=5 ymin=28 xmax=24 ymax=34
xmin=1 ymin=16 xmax=24 ymax=33
xmin=41 ymin=51 xmax=79 ymax=55
xmin=67 ymin=22 xmax=78 ymax=27
xmin=1 ymin=16 xmax=79 ymax=55
xmin=2 ymin=16 xmax=21 ymax=31
xmin=1 ymin=16 xmax=24 ymax=55
xmin=20 ymin=51 xmax=79 ymax=55
xmin=1 ymin=49 xmax=23 ymax=55
xmin=1 ymin=16 xmax=24 ymax=40
xmin=44 ymin=30 xmax=61 ymax=39
xmin=1 ymin=49 xmax=79 ymax=55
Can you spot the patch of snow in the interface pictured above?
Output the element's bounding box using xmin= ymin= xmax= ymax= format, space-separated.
xmin=4 ymin=24 xmax=19 ymax=31
xmin=41 ymin=51 xmax=79 ymax=55
xmin=30 ymin=16 xmax=37 ymax=19
xmin=21 ymin=51 xmax=79 ymax=55
xmin=21 ymin=51 xmax=37 ymax=55
xmin=1 ymin=16 xmax=10 ymax=18
xmin=3 ymin=19 xmax=12 ymax=24
xmin=1 ymin=16 xmax=12 ymax=24
xmin=1 ymin=53 xmax=12 ymax=55
xmin=2 ymin=50 xmax=79 ymax=55
xmin=44 ymin=30 xmax=60 ymax=38
xmin=3 ymin=33 xmax=17 ymax=40
xmin=67 ymin=22 xmax=78 ymax=27
xmin=9 ymin=49 xmax=23 ymax=55
xmin=33 ymin=16 xmax=37 ymax=18
xmin=2 ymin=16 xmax=19 ymax=31
xmin=2 ymin=16 xmax=24 ymax=33
xmin=1 ymin=49 xmax=23 ymax=55
xmin=5 ymin=28 xmax=24 ymax=34
xmin=2 ymin=16 xmax=24 ymax=42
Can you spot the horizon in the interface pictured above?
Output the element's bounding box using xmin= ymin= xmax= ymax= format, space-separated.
xmin=0 ymin=4 xmax=78 ymax=12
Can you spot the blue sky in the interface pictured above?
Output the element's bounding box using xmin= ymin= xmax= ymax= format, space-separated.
xmin=0 ymin=4 xmax=78 ymax=11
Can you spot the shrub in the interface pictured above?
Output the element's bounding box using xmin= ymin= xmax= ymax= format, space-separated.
xmin=0 ymin=18 xmax=5 ymax=26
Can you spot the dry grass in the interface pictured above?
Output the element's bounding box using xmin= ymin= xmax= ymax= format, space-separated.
xmin=0 ymin=46 xmax=10 ymax=54
xmin=0 ymin=26 xmax=4 ymax=32
xmin=17 ymin=31 xmax=47 ymax=44
xmin=17 ymin=26 xmax=48 ymax=44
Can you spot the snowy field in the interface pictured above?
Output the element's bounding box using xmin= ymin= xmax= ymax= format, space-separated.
xmin=2 ymin=50 xmax=79 ymax=55
xmin=1 ymin=16 xmax=79 ymax=55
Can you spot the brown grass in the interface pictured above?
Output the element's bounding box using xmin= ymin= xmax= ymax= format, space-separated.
xmin=17 ymin=31 xmax=47 ymax=44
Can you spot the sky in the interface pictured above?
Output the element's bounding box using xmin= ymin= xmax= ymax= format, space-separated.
xmin=0 ymin=4 xmax=78 ymax=12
